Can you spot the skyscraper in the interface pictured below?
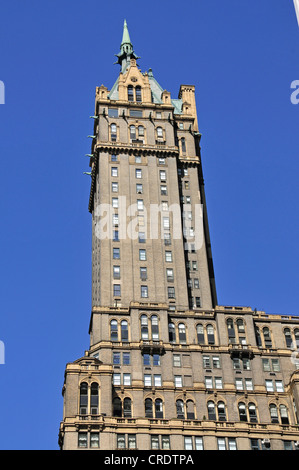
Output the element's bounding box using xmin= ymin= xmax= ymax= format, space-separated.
xmin=58 ymin=20 xmax=299 ymax=451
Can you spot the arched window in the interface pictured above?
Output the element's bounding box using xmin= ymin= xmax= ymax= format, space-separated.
xmin=151 ymin=315 xmax=159 ymax=340
xmin=135 ymin=86 xmax=142 ymax=102
xmin=238 ymin=402 xmax=247 ymax=422
xmin=79 ymin=382 xmax=88 ymax=415
xmin=155 ymin=399 xmax=163 ymax=418
xmin=217 ymin=401 xmax=226 ymax=421
xmin=207 ymin=324 xmax=215 ymax=345
xmin=197 ymin=324 xmax=205 ymax=344
xmin=128 ymin=85 xmax=134 ymax=101
xmin=141 ymin=315 xmax=149 ymax=340
xmin=110 ymin=320 xmax=118 ymax=341
xmin=145 ymin=398 xmax=153 ymax=418
xmin=130 ymin=125 xmax=136 ymax=140
xmin=176 ymin=400 xmax=185 ymax=419
xmin=280 ymin=404 xmax=289 ymax=424
xmin=90 ymin=383 xmax=99 ymax=415
xmin=263 ymin=327 xmax=272 ymax=348
xmin=121 ymin=320 xmax=128 ymax=342
xmin=186 ymin=400 xmax=195 ymax=420
xmin=237 ymin=319 xmax=246 ymax=343
xmin=295 ymin=329 xmax=299 ymax=348
xmin=178 ymin=323 xmax=187 ymax=344
xmin=169 ymin=323 xmax=176 ymax=343
xmin=113 ymin=397 xmax=122 ymax=417
xmin=227 ymin=319 xmax=235 ymax=344
xmin=138 ymin=125 xmax=144 ymax=138
xmin=248 ymin=403 xmax=257 ymax=423
xmin=181 ymin=137 xmax=186 ymax=153
xmin=269 ymin=404 xmax=279 ymax=423
xmin=284 ymin=328 xmax=292 ymax=348
xmin=156 ymin=127 xmax=163 ymax=139
xmin=255 ymin=326 xmax=262 ymax=347
xmin=207 ymin=401 xmax=216 ymax=420
xmin=123 ymin=397 xmax=132 ymax=418
xmin=110 ymin=123 xmax=117 ymax=141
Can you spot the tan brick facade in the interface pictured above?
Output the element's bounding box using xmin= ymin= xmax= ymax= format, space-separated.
xmin=58 ymin=22 xmax=299 ymax=451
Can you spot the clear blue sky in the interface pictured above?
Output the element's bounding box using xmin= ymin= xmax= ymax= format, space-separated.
xmin=0 ymin=0 xmax=298 ymax=450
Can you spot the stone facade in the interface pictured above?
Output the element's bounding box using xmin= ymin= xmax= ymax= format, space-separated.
xmin=58 ymin=21 xmax=299 ymax=451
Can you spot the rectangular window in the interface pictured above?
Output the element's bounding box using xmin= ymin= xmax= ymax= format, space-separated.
xmin=163 ymin=217 xmax=170 ymax=229
xmin=78 ymin=432 xmax=87 ymax=448
xmin=168 ymin=287 xmax=175 ymax=299
xmin=173 ymin=354 xmax=181 ymax=367
xmin=265 ymin=380 xmax=274 ymax=392
xmin=184 ymin=437 xmax=193 ymax=450
xmin=217 ymin=438 xmax=226 ymax=451
xmin=154 ymin=375 xmax=162 ymax=387
xmin=136 ymin=183 xmax=143 ymax=194
xmin=123 ymin=352 xmax=130 ymax=365
xmin=162 ymin=436 xmax=170 ymax=450
xmin=135 ymin=169 xmax=142 ymax=179
xmin=137 ymin=199 xmax=144 ymax=210
xmin=141 ymin=285 xmax=148 ymax=298
xmin=151 ymin=436 xmax=160 ymax=450
xmin=205 ymin=377 xmax=213 ymax=389
xmin=113 ymin=373 xmax=121 ymax=385
xmin=158 ymin=157 xmax=165 ymax=165
xmin=90 ymin=433 xmax=99 ymax=448
xmin=138 ymin=232 xmax=146 ymax=243
xmin=160 ymin=185 xmax=167 ymax=195
xmin=164 ymin=232 xmax=171 ymax=245
xmin=140 ymin=267 xmax=147 ymax=280
xmin=153 ymin=354 xmax=160 ymax=366
xmin=112 ymin=197 xmax=118 ymax=208
xmin=235 ymin=378 xmax=243 ymax=390
xmin=130 ymin=109 xmax=143 ymax=117
xmin=262 ymin=358 xmax=271 ymax=371
xmin=166 ymin=268 xmax=174 ymax=281
xmin=275 ymin=380 xmax=284 ymax=392
xmin=108 ymin=108 xmax=118 ymax=117
xmin=113 ymin=352 xmax=121 ymax=365
xmin=113 ymin=230 xmax=119 ymax=241
xmin=215 ymin=377 xmax=223 ymax=389
xmin=128 ymin=435 xmax=137 ymax=449
xmin=228 ymin=438 xmax=237 ymax=450
xmin=113 ymin=284 xmax=121 ymax=297
xmin=112 ymin=182 xmax=118 ymax=192
xmin=113 ymin=265 xmax=120 ymax=279
xmin=195 ymin=437 xmax=204 ymax=450
xmin=194 ymin=278 xmax=200 ymax=289
xmin=111 ymin=167 xmax=118 ymax=177
xmin=144 ymin=374 xmax=152 ymax=387
xmin=143 ymin=354 xmax=150 ymax=366
xmin=113 ymin=248 xmax=120 ymax=259
xmin=203 ymin=356 xmax=211 ymax=368
xmin=245 ymin=378 xmax=253 ymax=391
xmin=192 ymin=261 xmax=197 ymax=271
xmin=195 ymin=297 xmax=201 ymax=307
xmin=123 ymin=374 xmax=131 ymax=386
xmin=117 ymin=434 xmax=126 ymax=449
xmin=174 ymin=376 xmax=183 ymax=388
xmin=160 ymin=170 xmax=166 ymax=181
xmin=111 ymin=154 xmax=118 ymax=162
xmin=165 ymin=251 xmax=172 ymax=262
xmin=139 ymin=249 xmax=146 ymax=261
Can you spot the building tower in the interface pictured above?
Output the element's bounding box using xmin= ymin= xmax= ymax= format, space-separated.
xmin=59 ymin=21 xmax=299 ymax=451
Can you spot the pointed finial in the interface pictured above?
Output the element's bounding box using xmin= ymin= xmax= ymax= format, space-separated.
xmin=121 ymin=19 xmax=132 ymax=46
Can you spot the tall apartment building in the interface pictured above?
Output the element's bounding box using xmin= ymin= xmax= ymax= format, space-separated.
xmin=58 ymin=20 xmax=299 ymax=451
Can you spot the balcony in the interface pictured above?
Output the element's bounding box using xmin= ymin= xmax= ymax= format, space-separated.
xmin=228 ymin=343 xmax=254 ymax=359
xmin=139 ymin=340 xmax=165 ymax=355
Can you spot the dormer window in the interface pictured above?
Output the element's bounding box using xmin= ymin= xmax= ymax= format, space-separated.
xmin=127 ymin=85 xmax=142 ymax=102
xmin=128 ymin=85 xmax=134 ymax=101
xmin=136 ymin=86 xmax=142 ymax=102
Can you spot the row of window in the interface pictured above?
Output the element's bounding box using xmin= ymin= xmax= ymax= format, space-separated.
xmin=78 ymin=431 xmax=299 ymax=450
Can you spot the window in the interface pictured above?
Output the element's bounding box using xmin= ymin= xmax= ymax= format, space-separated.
xmin=154 ymin=375 xmax=162 ymax=387
xmin=155 ymin=398 xmax=163 ymax=418
xmin=205 ymin=377 xmax=213 ymax=389
xmin=111 ymin=167 xmax=118 ymax=177
xmin=238 ymin=402 xmax=247 ymax=422
xmin=128 ymin=85 xmax=134 ymax=102
xmin=144 ymin=374 xmax=152 ymax=387
xmin=78 ymin=432 xmax=87 ymax=448
xmin=284 ymin=328 xmax=293 ymax=348
xmin=79 ymin=382 xmax=88 ymax=414
xmin=263 ymin=327 xmax=272 ymax=348
xmin=153 ymin=353 xmax=160 ymax=366
xmin=197 ymin=324 xmax=205 ymax=344
xmin=112 ymin=182 xmax=118 ymax=192
xmin=123 ymin=374 xmax=131 ymax=386
xmin=217 ymin=438 xmax=226 ymax=451
xmin=275 ymin=380 xmax=284 ymax=392
xmin=136 ymin=86 xmax=142 ymax=102
xmin=235 ymin=378 xmax=243 ymax=390
xmin=195 ymin=297 xmax=201 ymax=308
xmin=207 ymin=324 xmax=215 ymax=344
xmin=135 ymin=168 xmax=142 ymax=179
xmin=245 ymin=378 xmax=253 ymax=391
xmin=215 ymin=377 xmax=223 ymax=389
xmin=156 ymin=127 xmax=163 ymax=139
xmin=113 ymin=247 xmax=120 ymax=259
xmin=139 ymin=249 xmax=146 ymax=260
xmin=121 ymin=320 xmax=128 ymax=342
xmin=141 ymin=285 xmax=148 ymax=298
xmin=108 ymin=108 xmax=118 ymax=118
xmin=137 ymin=199 xmax=144 ymax=211
xmin=113 ymin=352 xmax=121 ymax=365
xmin=140 ymin=267 xmax=147 ymax=281
xmin=145 ymin=398 xmax=153 ymax=417
xmin=136 ymin=183 xmax=143 ymax=194
xmin=181 ymin=138 xmax=186 ymax=153
xmin=166 ymin=268 xmax=174 ymax=282
xmin=160 ymin=170 xmax=166 ymax=181
xmin=248 ymin=403 xmax=258 ymax=423
xmin=227 ymin=319 xmax=236 ymax=343
xmin=113 ymin=284 xmax=121 ymax=297
xmin=192 ymin=261 xmax=197 ymax=270
xmin=151 ymin=315 xmax=159 ymax=340
xmin=158 ymin=157 xmax=165 ymax=165
xmin=160 ymin=185 xmax=167 ymax=195
xmin=176 ymin=400 xmax=185 ymax=419
xmin=128 ymin=435 xmax=136 ymax=449
xmin=193 ymin=278 xmax=199 ymax=289
xmin=90 ymin=433 xmax=99 ymax=448
xmin=169 ymin=323 xmax=176 ymax=343
xmin=130 ymin=125 xmax=136 ymax=140
xmin=113 ymin=266 xmax=120 ymax=279
xmin=110 ymin=123 xmax=117 ymax=141
xmin=174 ymin=376 xmax=183 ymax=388
xmin=141 ymin=315 xmax=149 ymax=340
xmin=217 ymin=401 xmax=226 ymax=421
xmin=111 ymin=153 xmax=117 ymax=161
xmin=110 ymin=320 xmax=118 ymax=341
xmin=165 ymin=251 xmax=172 ymax=262
xmin=173 ymin=354 xmax=181 ymax=367
xmin=151 ymin=436 xmax=160 ymax=450
xmin=178 ymin=323 xmax=186 ymax=344
xmin=265 ymin=380 xmax=274 ymax=392
xmin=168 ymin=286 xmax=175 ymax=299
xmin=113 ymin=230 xmax=119 ymax=241
xmin=113 ymin=373 xmax=121 ymax=386
xmin=129 ymin=109 xmax=143 ymax=117
xmin=138 ymin=232 xmax=146 ymax=243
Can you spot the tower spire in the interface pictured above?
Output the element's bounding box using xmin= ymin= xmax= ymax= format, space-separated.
xmin=114 ymin=19 xmax=140 ymax=72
